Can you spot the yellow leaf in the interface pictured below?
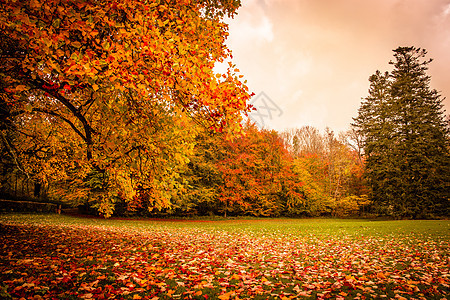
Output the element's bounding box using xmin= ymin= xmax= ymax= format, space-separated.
xmin=102 ymin=41 xmax=110 ymax=50
xmin=218 ymin=293 xmax=231 ymax=300
xmin=92 ymin=84 xmax=99 ymax=91
xmin=230 ymin=274 xmax=241 ymax=280
xmin=133 ymin=295 xmax=142 ymax=300
xmin=139 ymin=279 xmax=147 ymax=286
xmin=15 ymin=85 xmax=28 ymax=92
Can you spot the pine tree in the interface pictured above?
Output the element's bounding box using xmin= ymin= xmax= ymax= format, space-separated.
xmin=353 ymin=47 xmax=450 ymax=218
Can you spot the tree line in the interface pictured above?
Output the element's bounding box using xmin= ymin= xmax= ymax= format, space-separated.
xmin=1 ymin=1 xmax=448 ymax=218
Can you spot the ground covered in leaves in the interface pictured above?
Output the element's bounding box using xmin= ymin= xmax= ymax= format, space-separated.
xmin=0 ymin=214 xmax=449 ymax=299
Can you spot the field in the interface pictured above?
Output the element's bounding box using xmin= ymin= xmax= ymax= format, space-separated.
xmin=0 ymin=214 xmax=448 ymax=299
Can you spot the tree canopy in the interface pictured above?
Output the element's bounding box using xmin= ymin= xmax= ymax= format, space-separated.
xmin=0 ymin=0 xmax=252 ymax=216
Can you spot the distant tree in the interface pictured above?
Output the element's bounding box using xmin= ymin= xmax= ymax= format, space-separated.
xmin=280 ymin=126 xmax=326 ymax=168
xmin=353 ymin=46 xmax=450 ymax=218
xmin=282 ymin=126 xmax=368 ymax=217
xmin=344 ymin=128 xmax=364 ymax=165
xmin=292 ymin=152 xmax=332 ymax=216
xmin=214 ymin=122 xmax=303 ymax=217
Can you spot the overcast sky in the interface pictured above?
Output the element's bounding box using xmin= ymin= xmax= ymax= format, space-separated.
xmin=221 ymin=0 xmax=450 ymax=133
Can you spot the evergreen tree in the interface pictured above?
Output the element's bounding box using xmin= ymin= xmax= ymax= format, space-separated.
xmin=353 ymin=47 xmax=450 ymax=218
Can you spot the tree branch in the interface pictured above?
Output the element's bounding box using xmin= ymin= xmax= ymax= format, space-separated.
xmin=0 ymin=130 xmax=30 ymax=179
xmin=32 ymin=108 xmax=88 ymax=143
xmin=29 ymin=76 xmax=95 ymax=160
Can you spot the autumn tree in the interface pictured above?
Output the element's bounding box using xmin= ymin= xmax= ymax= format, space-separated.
xmin=210 ymin=122 xmax=303 ymax=217
xmin=170 ymin=130 xmax=224 ymax=216
xmin=292 ymin=152 xmax=331 ymax=216
xmin=353 ymin=46 xmax=450 ymax=218
xmin=282 ymin=126 xmax=369 ymax=216
xmin=281 ymin=126 xmax=324 ymax=158
xmin=0 ymin=0 xmax=252 ymax=216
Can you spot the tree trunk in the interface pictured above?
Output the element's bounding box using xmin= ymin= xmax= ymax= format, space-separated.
xmin=34 ymin=182 xmax=41 ymax=198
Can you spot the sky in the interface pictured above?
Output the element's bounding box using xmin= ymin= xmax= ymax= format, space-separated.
xmin=220 ymin=0 xmax=450 ymax=133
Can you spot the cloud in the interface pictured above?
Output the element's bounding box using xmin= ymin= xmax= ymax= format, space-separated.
xmin=226 ymin=0 xmax=450 ymax=132
xmin=443 ymin=3 xmax=450 ymax=16
xmin=228 ymin=0 xmax=274 ymax=45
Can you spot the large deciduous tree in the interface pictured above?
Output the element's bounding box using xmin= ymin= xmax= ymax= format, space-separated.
xmin=0 ymin=0 xmax=252 ymax=216
xmin=353 ymin=46 xmax=450 ymax=218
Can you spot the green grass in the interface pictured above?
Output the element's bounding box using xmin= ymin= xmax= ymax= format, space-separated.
xmin=0 ymin=213 xmax=449 ymax=299
xmin=1 ymin=213 xmax=448 ymax=238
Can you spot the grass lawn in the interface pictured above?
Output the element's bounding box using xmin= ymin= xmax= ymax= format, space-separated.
xmin=0 ymin=214 xmax=448 ymax=299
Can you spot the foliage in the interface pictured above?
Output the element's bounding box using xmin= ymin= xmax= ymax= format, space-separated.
xmin=353 ymin=46 xmax=450 ymax=218
xmin=214 ymin=122 xmax=303 ymax=217
xmin=283 ymin=126 xmax=368 ymax=217
xmin=175 ymin=123 xmax=368 ymax=218
xmin=330 ymin=195 xmax=370 ymax=218
xmin=0 ymin=214 xmax=449 ymax=299
xmin=292 ymin=153 xmax=332 ymax=216
xmin=177 ymin=122 xmax=304 ymax=217
xmin=0 ymin=0 xmax=252 ymax=216
xmin=170 ymin=131 xmax=223 ymax=216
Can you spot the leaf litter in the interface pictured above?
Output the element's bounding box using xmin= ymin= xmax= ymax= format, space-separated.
xmin=0 ymin=219 xmax=448 ymax=299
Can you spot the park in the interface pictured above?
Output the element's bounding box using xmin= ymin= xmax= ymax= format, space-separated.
xmin=1 ymin=0 xmax=449 ymax=299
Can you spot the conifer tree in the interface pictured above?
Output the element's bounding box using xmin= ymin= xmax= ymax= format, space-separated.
xmin=353 ymin=47 xmax=449 ymax=218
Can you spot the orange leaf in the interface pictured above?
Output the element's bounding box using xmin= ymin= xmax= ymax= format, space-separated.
xmin=218 ymin=292 xmax=232 ymax=300
xmin=15 ymin=85 xmax=28 ymax=92
xmin=72 ymin=41 xmax=82 ymax=48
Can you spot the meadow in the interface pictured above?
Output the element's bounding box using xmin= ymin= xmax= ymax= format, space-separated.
xmin=0 ymin=214 xmax=448 ymax=299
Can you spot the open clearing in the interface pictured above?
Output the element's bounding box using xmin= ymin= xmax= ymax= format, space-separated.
xmin=0 ymin=214 xmax=449 ymax=299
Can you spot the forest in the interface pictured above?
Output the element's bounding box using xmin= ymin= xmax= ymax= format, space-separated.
xmin=0 ymin=0 xmax=448 ymax=219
